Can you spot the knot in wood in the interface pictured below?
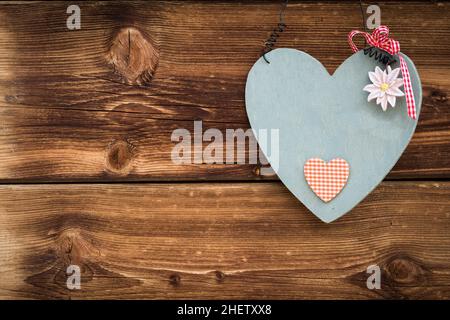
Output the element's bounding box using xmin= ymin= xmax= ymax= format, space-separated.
xmin=215 ymin=270 xmax=225 ymax=282
xmin=105 ymin=139 xmax=135 ymax=175
xmin=169 ymin=274 xmax=181 ymax=286
xmin=107 ymin=27 xmax=159 ymax=86
xmin=384 ymin=254 xmax=430 ymax=285
xmin=55 ymin=229 xmax=99 ymax=266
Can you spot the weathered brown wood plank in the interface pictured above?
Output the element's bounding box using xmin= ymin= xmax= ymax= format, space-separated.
xmin=0 ymin=1 xmax=449 ymax=182
xmin=0 ymin=182 xmax=449 ymax=299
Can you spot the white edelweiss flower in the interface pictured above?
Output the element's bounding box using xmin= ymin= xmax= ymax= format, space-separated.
xmin=363 ymin=65 xmax=405 ymax=111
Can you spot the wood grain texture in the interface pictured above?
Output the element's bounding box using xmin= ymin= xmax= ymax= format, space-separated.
xmin=0 ymin=1 xmax=448 ymax=182
xmin=0 ymin=0 xmax=449 ymax=301
xmin=0 ymin=182 xmax=449 ymax=299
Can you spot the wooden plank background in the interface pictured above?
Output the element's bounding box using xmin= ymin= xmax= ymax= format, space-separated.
xmin=0 ymin=1 xmax=449 ymax=299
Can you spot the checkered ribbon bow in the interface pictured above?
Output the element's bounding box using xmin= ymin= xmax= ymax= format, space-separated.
xmin=348 ymin=25 xmax=416 ymax=119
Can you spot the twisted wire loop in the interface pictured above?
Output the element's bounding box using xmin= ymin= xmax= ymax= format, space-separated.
xmin=261 ymin=0 xmax=395 ymax=65
xmin=363 ymin=47 xmax=397 ymax=65
xmin=262 ymin=0 xmax=289 ymax=64
xmin=262 ymin=23 xmax=287 ymax=63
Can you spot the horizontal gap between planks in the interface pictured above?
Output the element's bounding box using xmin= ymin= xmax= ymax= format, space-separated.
xmin=0 ymin=178 xmax=449 ymax=186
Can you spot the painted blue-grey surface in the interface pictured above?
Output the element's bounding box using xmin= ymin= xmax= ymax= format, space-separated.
xmin=245 ymin=48 xmax=422 ymax=223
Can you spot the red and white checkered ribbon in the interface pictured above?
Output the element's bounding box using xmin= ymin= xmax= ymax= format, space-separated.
xmin=348 ymin=25 xmax=416 ymax=119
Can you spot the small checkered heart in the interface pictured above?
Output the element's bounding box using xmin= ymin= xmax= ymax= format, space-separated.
xmin=304 ymin=158 xmax=350 ymax=202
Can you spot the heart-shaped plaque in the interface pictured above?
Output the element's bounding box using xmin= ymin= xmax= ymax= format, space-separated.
xmin=245 ymin=48 xmax=422 ymax=222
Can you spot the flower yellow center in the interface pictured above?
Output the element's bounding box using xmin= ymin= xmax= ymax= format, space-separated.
xmin=380 ymin=83 xmax=389 ymax=92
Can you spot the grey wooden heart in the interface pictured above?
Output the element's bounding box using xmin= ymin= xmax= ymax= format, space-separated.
xmin=245 ymin=48 xmax=422 ymax=222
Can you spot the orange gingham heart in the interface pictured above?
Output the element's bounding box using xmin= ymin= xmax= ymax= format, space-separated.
xmin=304 ymin=158 xmax=350 ymax=202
